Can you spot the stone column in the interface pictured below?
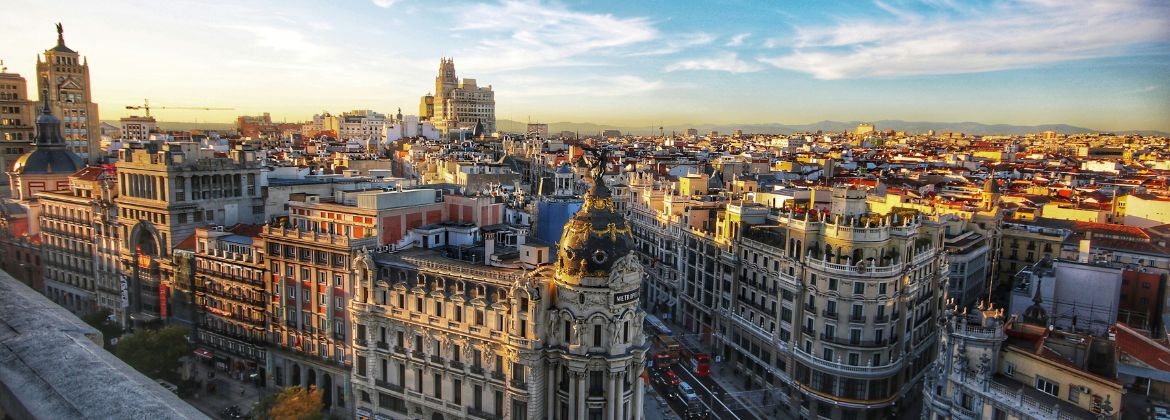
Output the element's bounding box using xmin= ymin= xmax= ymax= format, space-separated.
xmin=632 ymin=372 xmax=644 ymax=420
xmin=575 ymin=372 xmax=586 ymax=420
xmin=546 ymin=362 xmax=556 ymax=420
xmin=608 ymin=372 xmax=619 ymax=420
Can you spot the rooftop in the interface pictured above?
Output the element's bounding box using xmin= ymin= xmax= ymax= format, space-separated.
xmin=0 ymin=270 xmax=208 ymax=419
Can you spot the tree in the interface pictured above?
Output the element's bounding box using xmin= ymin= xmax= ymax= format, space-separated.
xmin=113 ymin=325 xmax=190 ymax=381
xmin=253 ymin=386 xmax=324 ymax=420
xmin=80 ymin=309 xmax=123 ymax=347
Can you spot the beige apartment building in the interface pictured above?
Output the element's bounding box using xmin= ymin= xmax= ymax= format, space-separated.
xmin=0 ymin=70 xmax=35 ymax=188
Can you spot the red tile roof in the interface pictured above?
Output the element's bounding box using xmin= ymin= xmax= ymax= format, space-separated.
xmin=1112 ymin=323 xmax=1170 ymax=371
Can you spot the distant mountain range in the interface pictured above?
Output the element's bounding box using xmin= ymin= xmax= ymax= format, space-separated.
xmin=500 ymin=119 xmax=1168 ymax=137
xmin=107 ymin=119 xmax=1167 ymax=137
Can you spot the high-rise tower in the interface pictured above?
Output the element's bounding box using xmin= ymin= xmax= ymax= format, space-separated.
xmin=36 ymin=23 xmax=101 ymax=163
xmin=422 ymin=58 xmax=495 ymax=136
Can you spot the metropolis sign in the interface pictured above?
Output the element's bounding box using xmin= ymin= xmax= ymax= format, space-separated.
xmin=613 ymin=289 xmax=639 ymax=305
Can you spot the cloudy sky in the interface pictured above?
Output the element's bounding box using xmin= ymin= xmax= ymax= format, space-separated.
xmin=3 ymin=0 xmax=1168 ymax=131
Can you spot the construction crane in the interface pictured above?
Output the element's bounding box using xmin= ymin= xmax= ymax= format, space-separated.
xmin=125 ymin=99 xmax=233 ymax=117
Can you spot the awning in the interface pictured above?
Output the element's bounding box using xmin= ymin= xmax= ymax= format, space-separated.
xmin=193 ymin=348 xmax=214 ymax=359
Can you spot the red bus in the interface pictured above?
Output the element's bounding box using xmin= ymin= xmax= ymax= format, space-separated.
xmin=690 ymin=353 xmax=712 ymax=377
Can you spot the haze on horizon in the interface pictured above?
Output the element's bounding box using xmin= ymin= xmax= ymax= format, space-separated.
xmin=3 ymin=0 xmax=1169 ymax=132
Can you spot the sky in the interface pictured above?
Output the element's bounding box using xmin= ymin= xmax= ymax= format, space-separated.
xmin=2 ymin=0 xmax=1169 ymax=131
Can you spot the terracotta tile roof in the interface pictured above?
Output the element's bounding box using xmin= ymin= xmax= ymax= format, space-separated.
xmin=70 ymin=166 xmax=105 ymax=181
xmin=1112 ymin=323 xmax=1170 ymax=371
xmin=173 ymin=233 xmax=197 ymax=251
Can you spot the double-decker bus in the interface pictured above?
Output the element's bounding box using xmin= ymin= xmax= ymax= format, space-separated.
xmin=679 ymin=347 xmax=712 ymax=378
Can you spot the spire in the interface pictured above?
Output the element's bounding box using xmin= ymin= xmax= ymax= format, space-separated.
xmin=40 ymin=77 xmax=51 ymax=115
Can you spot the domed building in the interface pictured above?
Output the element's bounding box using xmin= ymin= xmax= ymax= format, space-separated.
xmin=7 ymin=85 xmax=84 ymax=201
xmin=537 ymin=148 xmax=649 ymax=420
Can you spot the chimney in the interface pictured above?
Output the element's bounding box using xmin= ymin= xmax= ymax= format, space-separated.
xmin=1078 ymin=238 xmax=1091 ymax=263
xmin=484 ymin=232 xmax=496 ymax=266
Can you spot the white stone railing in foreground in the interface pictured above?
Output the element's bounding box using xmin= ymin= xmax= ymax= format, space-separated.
xmin=0 ymin=270 xmax=209 ymax=420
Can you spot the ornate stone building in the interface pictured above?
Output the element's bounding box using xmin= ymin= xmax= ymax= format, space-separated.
xmin=729 ymin=186 xmax=948 ymax=419
xmin=922 ymin=300 xmax=1122 ymax=420
xmin=115 ymin=142 xmax=263 ymax=325
xmin=420 ymin=58 xmax=495 ymax=136
xmin=36 ymin=24 xmax=101 ymax=163
xmin=350 ymin=152 xmax=647 ymax=420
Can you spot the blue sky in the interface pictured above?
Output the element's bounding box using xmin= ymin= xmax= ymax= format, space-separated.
xmin=3 ymin=0 xmax=1169 ymax=131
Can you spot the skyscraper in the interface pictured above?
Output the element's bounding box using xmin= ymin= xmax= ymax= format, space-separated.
xmin=36 ymin=24 xmax=101 ymax=163
xmin=422 ymin=58 xmax=495 ymax=136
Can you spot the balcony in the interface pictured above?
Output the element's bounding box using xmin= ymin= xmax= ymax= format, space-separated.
xmin=450 ymin=360 xmax=464 ymax=369
xmin=821 ymin=310 xmax=838 ymax=320
xmin=375 ymin=379 xmax=404 ymax=393
xmin=874 ymin=314 xmax=889 ymax=323
xmin=394 ymin=345 xmax=406 ymax=354
xmin=430 ymin=355 xmax=443 ymax=364
xmin=510 ymin=380 xmax=527 ymax=390
xmin=820 ymin=333 xmax=890 ymax=349
xmin=467 ymin=408 xmax=496 ymax=419
xmin=411 ymin=350 xmax=425 ymax=359
xmin=792 ymin=345 xmax=904 ymax=378
xmin=720 ymin=309 xmax=771 ymax=341
xmin=849 ymin=314 xmax=867 ymax=323
xmin=470 ymin=366 xmax=484 ymax=375
xmin=805 ymin=257 xmax=903 ymax=277
xmin=490 ymin=371 xmax=506 ymax=381
xmin=376 ymin=341 xmax=389 ymax=350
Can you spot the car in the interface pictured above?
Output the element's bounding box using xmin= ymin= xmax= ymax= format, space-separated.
xmin=653 ymin=370 xmax=681 ymax=386
xmin=677 ymin=381 xmax=699 ymax=401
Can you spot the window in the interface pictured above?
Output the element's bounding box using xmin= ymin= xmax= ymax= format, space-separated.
xmin=434 ymin=373 xmax=442 ymax=398
xmin=1068 ymin=386 xmax=1080 ymax=403
xmin=1036 ymin=376 xmax=1059 ymax=397
xmin=1005 ymin=362 xmax=1015 ymax=376
xmin=853 ymin=282 xmax=864 ymax=295
xmin=594 ymin=325 xmax=602 ymax=347
xmin=453 ymin=379 xmax=462 ymax=404
xmin=828 ymin=277 xmax=837 ymax=291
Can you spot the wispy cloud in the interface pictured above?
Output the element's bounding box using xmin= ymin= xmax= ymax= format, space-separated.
xmin=233 ymin=25 xmax=331 ymax=62
xmin=1127 ymin=85 xmax=1160 ymax=94
xmin=665 ymin=53 xmax=761 ymax=73
xmin=626 ymin=33 xmax=715 ymax=57
xmin=371 ymin=0 xmax=398 ymax=8
xmin=725 ymin=33 xmax=750 ymax=47
xmin=496 ymin=74 xmax=665 ymax=97
xmin=454 ymin=0 xmax=658 ymax=71
xmin=760 ymin=0 xmax=1170 ymax=79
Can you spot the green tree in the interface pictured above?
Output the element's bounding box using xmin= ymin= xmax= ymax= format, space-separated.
xmin=252 ymin=386 xmax=324 ymax=420
xmin=80 ymin=309 xmax=123 ymax=347
xmin=113 ymin=325 xmax=190 ymax=381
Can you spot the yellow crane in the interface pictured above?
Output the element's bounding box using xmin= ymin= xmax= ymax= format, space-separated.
xmin=125 ymin=99 xmax=233 ymax=118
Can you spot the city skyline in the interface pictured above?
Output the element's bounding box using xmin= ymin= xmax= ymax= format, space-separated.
xmin=2 ymin=0 xmax=1168 ymax=132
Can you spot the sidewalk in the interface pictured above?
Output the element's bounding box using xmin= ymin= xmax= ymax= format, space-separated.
xmin=182 ymin=366 xmax=269 ymax=418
